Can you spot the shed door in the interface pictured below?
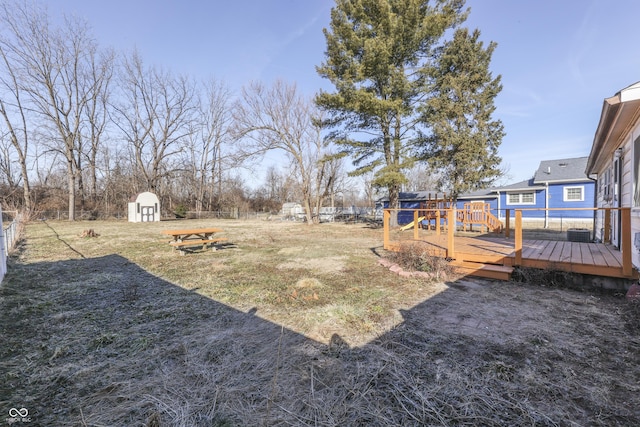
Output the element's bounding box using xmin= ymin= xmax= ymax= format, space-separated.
xmin=141 ymin=206 xmax=155 ymax=222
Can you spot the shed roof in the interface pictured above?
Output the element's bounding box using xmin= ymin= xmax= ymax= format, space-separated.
xmin=129 ymin=191 xmax=160 ymax=202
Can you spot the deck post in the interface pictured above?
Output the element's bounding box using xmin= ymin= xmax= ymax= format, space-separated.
xmin=483 ymin=204 xmax=488 ymax=233
xmin=621 ymin=208 xmax=633 ymax=277
xmin=447 ymin=209 xmax=455 ymax=259
xmin=413 ymin=210 xmax=419 ymax=241
xmin=505 ymin=209 xmax=510 ymax=238
xmin=383 ymin=210 xmax=390 ymax=250
xmin=515 ymin=210 xmax=522 ymax=266
xmin=604 ymin=209 xmax=611 ymax=244
xmin=462 ymin=205 xmax=467 ymax=232
xmin=436 ymin=210 xmax=441 ymax=235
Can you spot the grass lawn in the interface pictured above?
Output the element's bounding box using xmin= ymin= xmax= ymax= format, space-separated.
xmin=1 ymin=218 xmax=639 ymax=426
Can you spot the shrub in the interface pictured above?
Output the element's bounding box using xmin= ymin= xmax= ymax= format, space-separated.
xmin=389 ymin=242 xmax=455 ymax=276
xmin=174 ymin=204 xmax=188 ymax=218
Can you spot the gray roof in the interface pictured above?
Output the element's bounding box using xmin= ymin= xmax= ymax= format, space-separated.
xmin=377 ymin=191 xmax=446 ymax=202
xmin=458 ymin=188 xmax=497 ymax=199
xmin=497 ymin=179 xmax=537 ymax=191
xmin=398 ymin=191 xmax=447 ymax=201
xmin=533 ymin=156 xmax=590 ymax=183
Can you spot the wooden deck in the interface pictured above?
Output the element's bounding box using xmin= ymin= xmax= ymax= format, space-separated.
xmin=409 ymin=234 xmax=635 ymax=280
xmin=383 ymin=207 xmax=638 ymax=282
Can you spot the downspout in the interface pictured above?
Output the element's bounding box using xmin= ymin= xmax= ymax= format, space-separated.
xmin=544 ymin=182 xmax=549 ymax=228
xmin=497 ymin=191 xmax=501 ymax=219
xmin=587 ymin=174 xmax=598 ymax=241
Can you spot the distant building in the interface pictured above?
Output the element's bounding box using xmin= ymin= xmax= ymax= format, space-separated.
xmin=376 ymin=191 xmax=447 ymax=225
xmin=280 ymin=202 xmax=305 ymax=221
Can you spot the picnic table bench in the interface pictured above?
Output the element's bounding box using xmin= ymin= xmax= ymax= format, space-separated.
xmin=162 ymin=227 xmax=227 ymax=254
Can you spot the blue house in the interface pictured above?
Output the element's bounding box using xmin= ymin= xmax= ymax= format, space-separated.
xmin=376 ymin=191 xmax=448 ymax=225
xmin=457 ymin=156 xmax=595 ymax=228
xmin=379 ymin=157 xmax=595 ymax=229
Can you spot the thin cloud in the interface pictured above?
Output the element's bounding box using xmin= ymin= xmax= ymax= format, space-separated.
xmin=567 ymin=0 xmax=600 ymax=88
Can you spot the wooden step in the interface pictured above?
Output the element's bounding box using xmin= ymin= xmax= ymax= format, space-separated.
xmin=457 ymin=252 xmax=509 ymax=265
xmin=451 ymin=261 xmax=513 ymax=281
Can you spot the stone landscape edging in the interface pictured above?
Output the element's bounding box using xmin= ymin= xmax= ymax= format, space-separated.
xmin=377 ymin=257 xmax=439 ymax=279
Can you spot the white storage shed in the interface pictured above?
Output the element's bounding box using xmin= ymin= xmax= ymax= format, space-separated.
xmin=128 ymin=192 xmax=161 ymax=222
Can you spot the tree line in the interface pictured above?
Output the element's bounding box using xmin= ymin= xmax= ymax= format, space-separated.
xmin=0 ymin=0 xmax=503 ymax=224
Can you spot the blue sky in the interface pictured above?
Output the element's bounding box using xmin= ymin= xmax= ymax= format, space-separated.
xmin=54 ymin=0 xmax=640 ymax=185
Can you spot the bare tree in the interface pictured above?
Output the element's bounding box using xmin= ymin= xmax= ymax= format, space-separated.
xmin=233 ymin=80 xmax=333 ymax=224
xmin=312 ymin=152 xmax=343 ymax=217
xmin=81 ymin=47 xmax=115 ymax=206
xmin=0 ymin=39 xmax=31 ymax=212
xmin=0 ymin=139 xmax=17 ymax=186
xmin=0 ymin=2 xmax=108 ymax=220
xmin=189 ymin=78 xmax=233 ymax=213
xmin=403 ymin=162 xmax=441 ymax=192
xmin=264 ymin=165 xmax=296 ymax=204
xmin=97 ymin=143 xmax=134 ymax=217
xmin=113 ymin=51 xmax=196 ymax=195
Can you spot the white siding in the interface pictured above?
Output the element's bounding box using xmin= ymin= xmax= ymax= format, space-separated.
xmin=0 ymin=205 xmax=5 ymax=283
xmin=629 ymin=124 xmax=640 ymax=268
xmin=593 ymin=124 xmax=636 ymax=258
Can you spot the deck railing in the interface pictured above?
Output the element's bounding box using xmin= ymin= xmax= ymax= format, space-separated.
xmin=383 ymin=206 xmax=634 ymax=278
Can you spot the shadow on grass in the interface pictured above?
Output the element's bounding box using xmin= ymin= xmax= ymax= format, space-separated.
xmin=1 ymin=254 xmax=638 ymax=426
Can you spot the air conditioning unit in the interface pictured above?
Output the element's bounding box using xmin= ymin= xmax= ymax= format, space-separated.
xmin=567 ymin=228 xmax=591 ymax=242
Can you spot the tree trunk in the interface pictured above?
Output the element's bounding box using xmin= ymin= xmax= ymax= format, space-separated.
xmin=388 ymin=183 xmax=400 ymax=227
xmin=20 ymin=161 xmax=31 ymax=214
xmin=67 ymin=158 xmax=76 ymax=221
xmin=303 ymin=197 xmax=314 ymax=224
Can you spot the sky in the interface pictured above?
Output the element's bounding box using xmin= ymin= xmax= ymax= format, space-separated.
xmin=51 ymin=0 xmax=640 ymax=186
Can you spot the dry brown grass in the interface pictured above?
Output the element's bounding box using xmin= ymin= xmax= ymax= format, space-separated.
xmin=0 ymin=218 xmax=639 ymax=426
xmin=387 ymin=241 xmax=456 ymax=279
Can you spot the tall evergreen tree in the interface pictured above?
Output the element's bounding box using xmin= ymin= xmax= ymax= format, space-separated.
xmin=421 ymin=27 xmax=504 ymax=198
xmin=316 ymin=0 xmax=466 ymax=220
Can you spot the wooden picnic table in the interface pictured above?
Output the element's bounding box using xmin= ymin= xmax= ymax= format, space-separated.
xmin=162 ymin=227 xmax=227 ymax=253
xmin=162 ymin=227 xmax=223 ymax=241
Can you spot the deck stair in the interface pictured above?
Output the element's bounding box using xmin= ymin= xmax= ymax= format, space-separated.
xmin=457 ymin=202 xmax=502 ymax=233
xmin=450 ymin=260 xmax=514 ymax=281
xmin=412 ymin=202 xmax=502 ymax=233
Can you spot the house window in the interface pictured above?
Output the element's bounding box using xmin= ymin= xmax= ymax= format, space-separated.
xmin=506 ymin=192 xmax=535 ymax=205
xmin=564 ymin=186 xmax=584 ymax=202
